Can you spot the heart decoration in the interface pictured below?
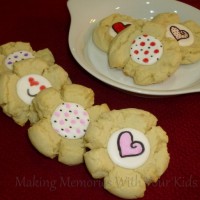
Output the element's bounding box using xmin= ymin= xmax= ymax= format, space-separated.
xmin=117 ymin=131 xmax=145 ymax=158
xmin=170 ymin=25 xmax=189 ymax=41
xmin=112 ymin=22 xmax=131 ymax=34
xmin=28 ymin=77 xmax=39 ymax=86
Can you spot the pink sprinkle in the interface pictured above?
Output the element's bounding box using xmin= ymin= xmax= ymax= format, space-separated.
xmin=55 ymin=112 xmax=60 ymax=117
xmin=59 ymin=120 xmax=65 ymax=125
xmin=64 ymin=112 xmax=69 ymax=117
xmin=80 ymin=119 xmax=86 ymax=125
xmin=74 ymin=110 xmax=78 ymax=115
xmin=76 ymin=128 xmax=81 ymax=134
xmin=66 ymin=103 xmax=71 ymax=108
xmin=65 ymin=128 xmax=70 ymax=133
xmin=71 ymin=119 xmax=76 ymax=124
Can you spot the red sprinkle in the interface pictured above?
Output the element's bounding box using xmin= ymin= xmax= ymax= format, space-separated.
xmin=40 ymin=85 xmax=46 ymax=90
xmin=140 ymin=42 xmax=145 ymax=46
xmin=150 ymin=42 xmax=156 ymax=46
xmin=134 ymin=50 xmax=139 ymax=54
xmin=143 ymin=58 xmax=149 ymax=63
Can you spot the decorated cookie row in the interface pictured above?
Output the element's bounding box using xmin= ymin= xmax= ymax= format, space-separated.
xmin=0 ymin=41 xmax=170 ymax=199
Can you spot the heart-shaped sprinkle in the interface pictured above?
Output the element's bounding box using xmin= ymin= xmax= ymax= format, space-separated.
xmin=28 ymin=77 xmax=39 ymax=86
xmin=117 ymin=131 xmax=145 ymax=157
xmin=112 ymin=22 xmax=131 ymax=34
xmin=170 ymin=25 xmax=189 ymax=41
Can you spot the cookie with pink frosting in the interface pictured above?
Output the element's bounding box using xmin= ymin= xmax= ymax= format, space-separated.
xmin=84 ymin=108 xmax=170 ymax=199
xmin=28 ymin=85 xmax=110 ymax=165
xmin=108 ymin=21 xmax=181 ymax=85
xmin=0 ymin=41 xmax=55 ymax=73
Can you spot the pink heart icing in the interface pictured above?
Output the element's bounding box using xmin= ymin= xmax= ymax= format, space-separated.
xmin=117 ymin=131 xmax=145 ymax=157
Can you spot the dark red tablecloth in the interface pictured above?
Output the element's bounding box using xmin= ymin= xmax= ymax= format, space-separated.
xmin=0 ymin=0 xmax=200 ymax=200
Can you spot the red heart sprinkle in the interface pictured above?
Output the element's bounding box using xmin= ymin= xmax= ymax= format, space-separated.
xmin=28 ymin=77 xmax=39 ymax=86
xmin=112 ymin=22 xmax=131 ymax=34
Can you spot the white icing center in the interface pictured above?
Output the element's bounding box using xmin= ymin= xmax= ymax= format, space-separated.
xmin=5 ymin=51 xmax=34 ymax=70
xmin=130 ymin=35 xmax=163 ymax=65
xmin=51 ymin=102 xmax=90 ymax=139
xmin=107 ymin=128 xmax=150 ymax=169
xmin=166 ymin=24 xmax=194 ymax=46
xmin=16 ymin=74 xmax=51 ymax=105
xmin=109 ymin=21 xmax=131 ymax=37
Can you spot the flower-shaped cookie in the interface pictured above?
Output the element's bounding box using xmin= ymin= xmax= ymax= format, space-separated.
xmin=0 ymin=58 xmax=71 ymax=126
xmin=152 ymin=13 xmax=200 ymax=64
xmin=84 ymin=108 xmax=170 ymax=199
xmin=28 ymin=85 xmax=110 ymax=165
xmin=0 ymin=41 xmax=55 ymax=73
xmin=108 ymin=21 xmax=181 ymax=85
xmin=93 ymin=13 xmax=144 ymax=52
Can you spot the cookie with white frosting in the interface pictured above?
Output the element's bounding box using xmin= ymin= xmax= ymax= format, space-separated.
xmin=152 ymin=13 xmax=200 ymax=64
xmin=108 ymin=21 xmax=181 ymax=85
xmin=84 ymin=108 xmax=170 ymax=199
xmin=28 ymin=85 xmax=110 ymax=165
xmin=93 ymin=13 xmax=144 ymax=52
xmin=166 ymin=21 xmax=200 ymax=64
xmin=0 ymin=41 xmax=55 ymax=73
xmin=0 ymin=58 xmax=71 ymax=126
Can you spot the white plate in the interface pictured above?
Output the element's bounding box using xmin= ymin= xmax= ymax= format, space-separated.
xmin=67 ymin=0 xmax=200 ymax=96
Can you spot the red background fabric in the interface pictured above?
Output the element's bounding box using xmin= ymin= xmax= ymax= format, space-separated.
xmin=0 ymin=0 xmax=200 ymax=199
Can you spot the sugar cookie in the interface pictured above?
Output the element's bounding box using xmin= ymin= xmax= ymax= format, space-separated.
xmin=0 ymin=41 xmax=55 ymax=73
xmin=168 ymin=21 xmax=200 ymax=64
xmin=152 ymin=13 xmax=200 ymax=64
xmin=84 ymin=108 xmax=170 ymax=199
xmin=0 ymin=58 xmax=71 ymax=126
xmin=28 ymin=85 xmax=110 ymax=165
xmin=93 ymin=13 xmax=144 ymax=52
xmin=108 ymin=21 xmax=181 ymax=85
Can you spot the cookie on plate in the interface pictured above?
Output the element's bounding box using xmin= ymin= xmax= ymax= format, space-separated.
xmin=0 ymin=41 xmax=55 ymax=73
xmin=84 ymin=108 xmax=170 ymax=199
xmin=28 ymin=85 xmax=110 ymax=165
xmin=93 ymin=13 xmax=144 ymax=52
xmin=152 ymin=13 xmax=200 ymax=64
xmin=166 ymin=20 xmax=200 ymax=64
xmin=0 ymin=58 xmax=71 ymax=126
xmin=108 ymin=21 xmax=181 ymax=85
